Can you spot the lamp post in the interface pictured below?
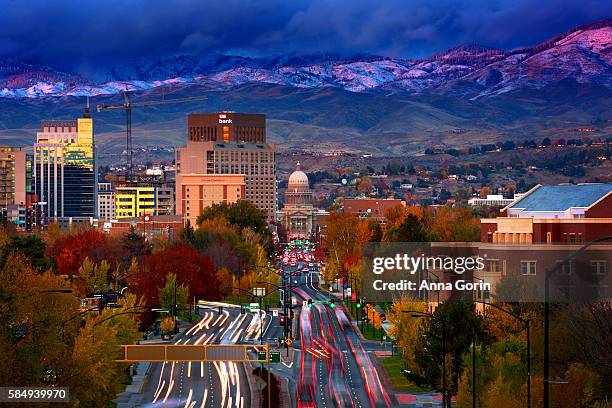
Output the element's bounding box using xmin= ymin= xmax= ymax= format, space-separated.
xmin=403 ymin=310 xmax=448 ymax=408
xmin=427 ymin=270 xmax=441 ymax=310
xmin=257 ymin=280 xmax=307 ymax=350
xmin=543 ymin=236 xmax=612 ymax=407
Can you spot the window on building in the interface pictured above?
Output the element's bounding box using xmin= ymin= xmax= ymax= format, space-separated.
xmin=591 ymin=261 xmax=608 ymax=276
xmin=521 ymin=260 xmax=537 ymax=275
xmin=556 ymin=260 xmax=573 ymax=275
xmin=488 ymin=260 xmax=501 ymax=273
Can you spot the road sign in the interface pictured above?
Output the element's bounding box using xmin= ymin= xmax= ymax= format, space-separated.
xmin=242 ymin=304 xmax=259 ymax=310
xmin=346 ymin=288 xmax=352 ymax=296
xmin=253 ymin=287 xmax=266 ymax=297
xmin=272 ymin=309 xmax=278 ymax=317
xmin=255 ymin=379 xmax=268 ymax=391
xmin=257 ymin=351 xmax=267 ymax=361
xmin=270 ymin=351 xmax=281 ymax=363
xmin=285 ymin=338 xmax=293 ymax=346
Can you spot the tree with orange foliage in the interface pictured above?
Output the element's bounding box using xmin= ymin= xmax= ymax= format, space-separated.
xmin=127 ymin=243 xmax=220 ymax=306
xmin=428 ymin=207 xmax=480 ymax=242
xmin=322 ymin=212 xmax=371 ymax=282
xmin=50 ymin=229 xmax=107 ymax=276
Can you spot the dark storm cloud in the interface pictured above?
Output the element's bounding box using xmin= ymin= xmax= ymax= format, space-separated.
xmin=0 ymin=0 xmax=609 ymax=73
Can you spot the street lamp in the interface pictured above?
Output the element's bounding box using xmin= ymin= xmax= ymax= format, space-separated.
xmin=403 ymin=310 xmax=448 ymax=408
xmin=543 ymin=236 xmax=612 ymax=407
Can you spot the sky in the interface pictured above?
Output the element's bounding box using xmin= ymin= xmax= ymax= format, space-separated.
xmin=0 ymin=0 xmax=610 ymax=73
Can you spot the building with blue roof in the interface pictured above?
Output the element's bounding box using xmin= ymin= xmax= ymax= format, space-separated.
xmin=481 ymin=183 xmax=612 ymax=244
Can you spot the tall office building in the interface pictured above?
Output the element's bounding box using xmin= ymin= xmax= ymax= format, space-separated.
xmin=97 ymin=182 xmax=115 ymax=220
xmin=177 ymin=112 xmax=276 ymax=223
xmin=188 ymin=113 xmax=266 ymax=143
xmin=33 ymin=108 xmax=96 ymax=222
xmin=0 ymin=147 xmax=27 ymax=207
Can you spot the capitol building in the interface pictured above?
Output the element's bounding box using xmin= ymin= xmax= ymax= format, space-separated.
xmin=279 ymin=162 xmax=315 ymax=238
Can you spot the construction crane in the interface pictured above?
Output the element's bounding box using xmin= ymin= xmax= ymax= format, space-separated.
xmin=96 ymin=89 xmax=208 ymax=181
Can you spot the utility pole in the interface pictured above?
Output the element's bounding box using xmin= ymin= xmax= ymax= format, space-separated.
xmin=173 ymin=277 xmax=178 ymax=334
xmin=544 ymin=236 xmax=611 ymax=408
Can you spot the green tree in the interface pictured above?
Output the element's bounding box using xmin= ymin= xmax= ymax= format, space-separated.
xmin=79 ymin=257 xmax=110 ymax=294
xmin=414 ymin=302 xmax=485 ymax=405
xmin=197 ymin=200 xmax=268 ymax=236
xmin=4 ymin=234 xmax=47 ymax=271
xmin=158 ymin=273 xmax=190 ymax=319
xmin=385 ymin=214 xmax=430 ymax=242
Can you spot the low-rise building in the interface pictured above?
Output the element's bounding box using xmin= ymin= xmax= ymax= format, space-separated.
xmin=468 ymin=194 xmax=523 ymax=207
xmin=481 ymin=184 xmax=612 ymax=244
xmin=343 ymin=198 xmax=405 ymax=223
xmin=115 ymin=185 xmax=174 ymax=219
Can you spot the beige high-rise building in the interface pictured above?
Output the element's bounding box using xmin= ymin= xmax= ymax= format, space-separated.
xmin=176 ymin=112 xmax=276 ymax=223
xmin=0 ymin=147 xmax=27 ymax=207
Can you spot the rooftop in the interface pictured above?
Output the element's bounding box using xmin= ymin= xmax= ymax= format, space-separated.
xmin=509 ymin=184 xmax=612 ymax=212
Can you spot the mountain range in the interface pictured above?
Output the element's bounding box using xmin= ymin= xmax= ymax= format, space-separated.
xmin=0 ymin=19 xmax=610 ymax=162
xmin=1 ymin=19 xmax=610 ymax=99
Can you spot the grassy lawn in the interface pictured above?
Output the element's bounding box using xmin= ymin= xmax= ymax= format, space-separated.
xmin=359 ymin=321 xmax=385 ymax=342
xmin=380 ymin=356 xmax=432 ymax=393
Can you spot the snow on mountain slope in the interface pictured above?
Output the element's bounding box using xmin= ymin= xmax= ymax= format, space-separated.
xmin=0 ymin=19 xmax=609 ymax=99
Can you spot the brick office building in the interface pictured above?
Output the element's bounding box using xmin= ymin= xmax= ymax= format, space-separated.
xmin=481 ymin=183 xmax=612 ymax=244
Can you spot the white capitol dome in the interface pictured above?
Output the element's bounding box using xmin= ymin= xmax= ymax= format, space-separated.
xmin=288 ymin=162 xmax=309 ymax=187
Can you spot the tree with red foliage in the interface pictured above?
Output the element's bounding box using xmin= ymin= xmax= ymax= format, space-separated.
xmin=50 ymin=229 xmax=107 ymax=276
xmin=127 ymin=243 xmax=221 ymax=306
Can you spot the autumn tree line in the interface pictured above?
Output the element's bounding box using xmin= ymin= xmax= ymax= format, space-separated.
xmin=0 ymin=200 xmax=277 ymax=407
xmin=320 ymin=204 xmax=480 ymax=284
xmin=320 ymin=204 xmax=611 ymax=407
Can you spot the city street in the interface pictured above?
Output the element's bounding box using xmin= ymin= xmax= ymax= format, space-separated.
xmin=284 ymin=244 xmax=394 ymax=408
xmin=141 ymin=302 xmax=269 ymax=407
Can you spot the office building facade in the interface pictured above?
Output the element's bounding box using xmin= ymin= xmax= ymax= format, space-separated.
xmin=97 ymin=182 xmax=115 ymax=220
xmin=188 ymin=113 xmax=266 ymax=144
xmin=0 ymin=147 xmax=27 ymax=207
xmin=115 ymin=185 xmax=174 ymax=219
xmin=33 ymin=109 xmax=96 ymax=222
xmin=177 ymin=174 xmax=245 ymax=226
xmin=177 ymin=112 xmax=276 ymax=223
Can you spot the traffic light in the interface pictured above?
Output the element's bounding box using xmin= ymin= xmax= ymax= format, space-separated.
xmin=280 ymin=316 xmax=285 ymax=325
xmin=307 ymin=299 xmax=313 ymax=308
xmin=329 ymin=299 xmax=335 ymax=308
xmin=240 ymin=306 xmax=245 ymax=315
xmin=218 ymin=306 xmax=222 ymax=315
xmin=356 ymin=301 xmax=361 ymax=309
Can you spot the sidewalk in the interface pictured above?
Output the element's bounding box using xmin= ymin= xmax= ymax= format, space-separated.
xmin=113 ymin=362 xmax=152 ymax=408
